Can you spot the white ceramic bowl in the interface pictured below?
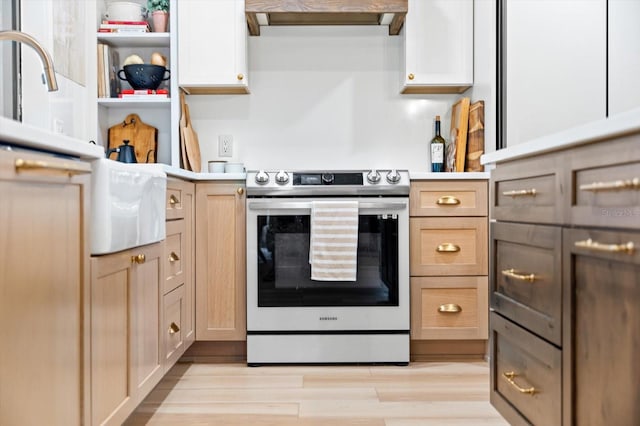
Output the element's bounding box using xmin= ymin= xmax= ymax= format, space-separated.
xmin=224 ymin=163 xmax=245 ymax=173
xmin=106 ymin=1 xmax=147 ymax=21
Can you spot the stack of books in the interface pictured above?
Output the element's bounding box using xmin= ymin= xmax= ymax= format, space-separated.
xmin=97 ymin=43 xmax=121 ymax=98
xmin=118 ymin=89 xmax=169 ymax=99
xmin=98 ymin=20 xmax=150 ymax=33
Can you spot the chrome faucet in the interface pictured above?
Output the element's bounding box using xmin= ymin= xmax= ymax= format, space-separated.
xmin=0 ymin=30 xmax=58 ymax=91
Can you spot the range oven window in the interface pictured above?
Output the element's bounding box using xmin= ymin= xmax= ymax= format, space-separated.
xmin=257 ymin=214 xmax=399 ymax=307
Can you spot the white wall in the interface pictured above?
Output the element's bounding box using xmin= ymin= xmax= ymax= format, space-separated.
xmin=188 ymin=25 xmax=463 ymax=172
xmin=20 ymin=0 xmax=95 ymax=141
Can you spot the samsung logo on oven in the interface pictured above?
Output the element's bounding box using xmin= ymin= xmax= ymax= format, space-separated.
xmin=319 ymin=316 xmax=338 ymax=321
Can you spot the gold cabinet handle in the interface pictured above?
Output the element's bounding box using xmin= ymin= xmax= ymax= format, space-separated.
xmin=502 ymin=189 xmax=537 ymax=197
xmin=169 ymin=194 xmax=180 ymax=205
xmin=501 ymin=268 xmax=537 ymax=282
xmin=408 ymin=73 xmax=415 ymax=80
xmin=574 ymin=238 xmax=635 ymax=254
xmin=169 ymin=252 xmax=180 ymax=262
xmin=131 ymin=254 xmax=146 ymax=264
xmin=237 ymin=187 xmax=244 ymax=195
xmin=436 ymin=243 xmax=460 ymax=253
xmin=168 ymin=322 xmax=180 ymax=334
xmin=436 ymin=195 xmax=461 ymax=205
xmin=438 ymin=303 xmax=462 ymax=313
xmin=502 ymin=371 xmax=536 ymax=395
xmin=14 ymin=158 xmax=90 ymax=176
xmin=237 ymin=73 xmax=244 ymax=81
xmin=579 ymin=177 xmax=639 ymax=192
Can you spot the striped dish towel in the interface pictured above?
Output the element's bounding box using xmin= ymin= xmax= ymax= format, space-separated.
xmin=309 ymin=201 xmax=359 ymax=281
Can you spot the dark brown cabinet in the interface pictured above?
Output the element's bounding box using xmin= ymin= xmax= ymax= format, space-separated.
xmin=489 ymin=130 xmax=640 ymax=425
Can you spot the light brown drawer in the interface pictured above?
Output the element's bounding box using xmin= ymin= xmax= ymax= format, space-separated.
xmin=568 ymin=133 xmax=640 ymax=229
xmin=410 ymin=217 xmax=488 ymax=276
xmin=163 ymin=284 xmax=185 ymax=371
xmin=491 ymin=222 xmax=562 ymax=346
xmin=166 ymin=178 xmax=194 ymax=220
xmin=491 ymin=151 xmax=565 ymax=224
xmin=411 ymin=276 xmax=488 ymax=340
xmin=164 ymin=219 xmax=186 ymax=294
xmin=490 ymin=312 xmax=561 ymax=426
xmin=410 ymin=180 xmax=487 ymax=217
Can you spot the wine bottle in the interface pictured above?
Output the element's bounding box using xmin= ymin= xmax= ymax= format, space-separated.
xmin=430 ymin=115 xmax=445 ymax=172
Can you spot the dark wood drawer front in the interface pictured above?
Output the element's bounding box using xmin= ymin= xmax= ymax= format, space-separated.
xmin=491 ymin=313 xmax=561 ymax=426
xmin=569 ymin=133 xmax=640 ymax=229
xmin=491 ymin=153 xmax=564 ymax=224
xmin=491 ymin=222 xmax=562 ymax=345
xmin=564 ymin=228 xmax=640 ymax=426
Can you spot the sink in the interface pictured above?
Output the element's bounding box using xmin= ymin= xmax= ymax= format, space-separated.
xmin=90 ymin=158 xmax=167 ymax=255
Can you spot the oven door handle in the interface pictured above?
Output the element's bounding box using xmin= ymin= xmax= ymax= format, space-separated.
xmin=248 ymin=201 xmax=407 ymax=211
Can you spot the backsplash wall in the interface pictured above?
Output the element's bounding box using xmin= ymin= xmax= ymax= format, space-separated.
xmin=188 ymin=25 xmax=462 ymax=172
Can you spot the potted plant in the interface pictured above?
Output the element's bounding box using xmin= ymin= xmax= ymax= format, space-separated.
xmin=147 ymin=0 xmax=169 ymax=32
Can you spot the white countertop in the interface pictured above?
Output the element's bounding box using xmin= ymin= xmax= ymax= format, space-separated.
xmin=481 ymin=107 xmax=640 ymax=165
xmin=163 ymin=165 xmax=246 ymax=181
xmin=0 ymin=116 xmax=105 ymax=159
xmin=410 ymin=171 xmax=490 ymax=180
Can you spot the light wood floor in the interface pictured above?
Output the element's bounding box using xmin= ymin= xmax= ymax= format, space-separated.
xmin=125 ymin=361 xmax=509 ymax=425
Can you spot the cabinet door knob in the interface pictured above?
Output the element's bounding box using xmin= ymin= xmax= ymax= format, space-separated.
xmin=169 ymin=194 xmax=180 ymax=205
xmin=436 ymin=243 xmax=460 ymax=253
xmin=237 ymin=73 xmax=244 ymax=81
xmin=169 ymin=252 xmax=180 ymax=262
xmin=408 ymin=73 xmax=415 ymax=80
xmin=131 ymin=254 xmax=146 ymax=264
xmin=438 ymin=303 xmax=462 ymax=313
xmin=237 ymin=187 xmax=245 ymax=195
xmin=436 ymin=195 xmax=460 ymax=205
xmin=168 ymin=322 xmax=180 ymax=334
xmin=502 ymin=371 xmax=536 ymax=395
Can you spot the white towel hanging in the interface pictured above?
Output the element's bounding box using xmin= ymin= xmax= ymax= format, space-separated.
xmin=309 ymin=201 xmax=359 ymax=281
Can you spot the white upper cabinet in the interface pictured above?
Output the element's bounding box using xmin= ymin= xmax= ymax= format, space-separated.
xmin=401 ymin=0 xmax=473 ymax=94
xmin=505 ymin=0 xmax=606 ymax=146
xmin=178 ymin=0 xmax=249 ymax=94
xmin=608 ymin=0 xmax=640 ymax=116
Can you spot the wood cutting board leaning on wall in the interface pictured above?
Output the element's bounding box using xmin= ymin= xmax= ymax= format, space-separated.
xmin=108 ymin=113 xmax=158 ymax=163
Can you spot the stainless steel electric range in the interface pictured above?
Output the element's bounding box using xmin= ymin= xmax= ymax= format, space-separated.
xmin=245 ymin=170 xmax=410 ymax=365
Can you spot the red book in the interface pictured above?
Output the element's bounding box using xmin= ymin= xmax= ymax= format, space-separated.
xmin=102 ymin=20 xmax=148 ymax=25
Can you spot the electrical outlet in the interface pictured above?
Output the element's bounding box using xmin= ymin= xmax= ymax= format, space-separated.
xmin=218 ymin=134 xmax=233 ymax=157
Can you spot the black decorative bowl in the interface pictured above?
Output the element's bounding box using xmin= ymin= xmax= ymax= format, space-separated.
xmin=118 ymin=64 xmax=170 ymax=90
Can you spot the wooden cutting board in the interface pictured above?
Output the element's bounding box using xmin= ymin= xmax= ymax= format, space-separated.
xmin=179 ymin=92 xmax=191 ymax=170
xmin=108 ymin=113 xmax=158 ymax=163
xmin=183 ymin=101 xmax=202 ymax=172
xmin=465 ymin=100 xmax=485 ymax=172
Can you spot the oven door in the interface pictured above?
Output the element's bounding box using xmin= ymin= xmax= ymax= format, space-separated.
xmin=246 ymin=197 xmax=409 ymax=332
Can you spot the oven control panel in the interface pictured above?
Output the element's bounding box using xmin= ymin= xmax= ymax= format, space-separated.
xmin=246 ymin=170 xmax=410 ymax=197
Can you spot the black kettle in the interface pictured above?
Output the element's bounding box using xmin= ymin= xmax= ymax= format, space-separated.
xmin=107 ymin=140 xmax=137 ymax=163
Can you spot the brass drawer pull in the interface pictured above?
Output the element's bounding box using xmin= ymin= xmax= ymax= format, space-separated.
xmin=579 ymin=177 xmax=639 ymax=192
xmin=436 ymin=195 xmax=460 ymax=205
xmin=501 ymin=268 xmax=537 ymax=282
xmin=502 ymin=189 xmax=537 ymax=197
xmin=14 ymin=158 xmax=90 ymax=176
xmin=575 ymin=238 xmax=635 ymax=254
xmin=408 ymin=73 xmax=415 ymax=80
xmin=169 ymin=252 xmax=180 ymax=262
xmin=169 ymin=194 xmax=180 ymax=205
xmin=438 ymin=303 xmax=462 ymax=313
xmin=168 ymin=322 xmax=180 ymax=334
xmin=237 ymin=73 xmax=244 ymax=81
xmin=502 ymin=371 xmax=536 ymax=395
xmin=436 ymin=243 xmax=460 ymax=253
xmin=131 ymin=254 xmax=146 ymax=264
xmin=237 ymin=187 xmax=244 ymax=195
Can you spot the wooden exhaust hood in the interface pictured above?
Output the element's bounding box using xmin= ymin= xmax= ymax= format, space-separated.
xmin=246 ymin=0 xmax=408 ymax=36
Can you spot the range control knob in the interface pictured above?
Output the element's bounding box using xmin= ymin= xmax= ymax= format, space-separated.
xmin=255 ymin=170 xmax=270 ymax=185
xmin=275 ymin=170 xmax=290 ymax=184
xmin=322 ymin=173 xmax=335 ymax=185
xmin=366 ymin=169 xmax=381 ymax=184
xmin=386 ymin=169 xmax=401 ymax=184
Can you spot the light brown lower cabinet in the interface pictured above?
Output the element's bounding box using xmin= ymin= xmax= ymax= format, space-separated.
xmin=0 ymin=150 xmax=91 ymax=426
xmin=90 ymin=242 xmax=164 ymax=426
xmin=195 ymin=182 xmax=246 ymax=341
